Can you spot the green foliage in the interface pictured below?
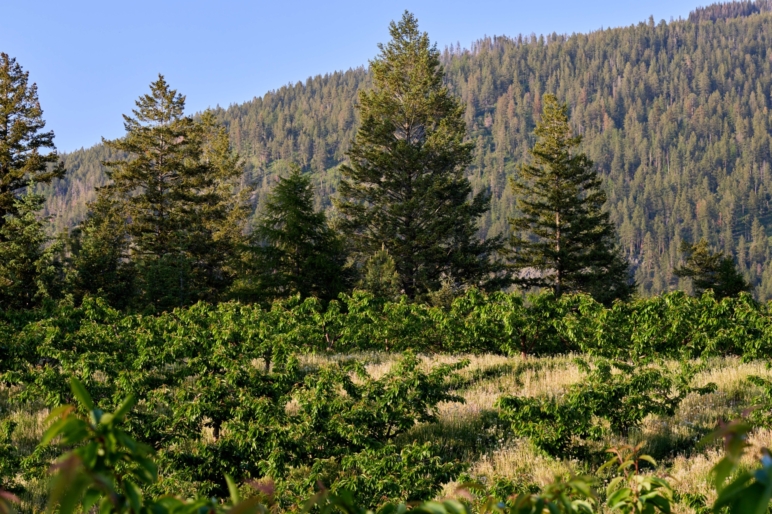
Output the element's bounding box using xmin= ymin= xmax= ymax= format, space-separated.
xmin=66 ymin=194 xmax=135 ymax=308
xmin=0 ymin=188 xmax=62 ymax=309
xmin=497 ymin=359 xmax=710 ymax=456
xmin=8 ymin=329 xmax=772 ymax=513
xmin=337 ymin=12 xmax=505 ymax=299
xmin=330 ymin=443 xmax=461 ymax=505
xmin=41 ymin=6 xmax=772 ymax=299
xmin=0 ymin=53 xmax=64 ymax=226
xmin=508 ymin=93 xmax=632 ymax=304
xmin=708 ymin=420 xmax=772 ymax=514
xmin=673 ymin=239 xmax=751 ymax=298
xmin=1 ymin=300 xmax=469 ymax=508
xmin=237 ymin=164 xmax=349 ymax=304
xmin=37 ymin=377 xmax=272 ymax=514
xmin=0 ymin=420 xmax=19 ymax=494
xmin=357 ymin=249 xmax=401 ymax=301
xmin=99 ymin=76 xmax=245 ymax=311
xmin=599 ymin=445 xmax=672 ymax=514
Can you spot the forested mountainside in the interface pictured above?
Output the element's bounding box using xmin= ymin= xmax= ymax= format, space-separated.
xmin=41 ymin=1 xmax=772 ymax=298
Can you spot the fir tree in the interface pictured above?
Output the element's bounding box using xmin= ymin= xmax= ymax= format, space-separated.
xmin=507 ymin=94 xmax=633 ymax=303
xmin=674 ymin=239 xmax=751 ymax=298
xmin=0 ymin=53 xmax=64 ymax=227
xmin=0 ymin=187 xmax=61 ymax=309
xmin=100 ymin=76 xmax=244 ymax=310
xmin=336 ymin=11 xmax=505 ymax=299
xmin=239 ymin=164 xmax=348 ymax=304
xmin=357 ymin=248 xmax=401 ymax=300
xmin=67 ymin=195 xmax=135 ymax=309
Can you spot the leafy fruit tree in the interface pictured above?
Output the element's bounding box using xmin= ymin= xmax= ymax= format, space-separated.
xmin=0 ymin=53 xmax=64 ymax=229
xmin=97 ymin=76 xmax=244 ymax=310
xmin=674 ymin=239 xmax=751 ymax=298
xmin=237 ymin=164 xmax=349 ymax=304
xmin=0 ymin=188 xmax=61 ymax=309
xmin=507 ymin=94 xmax=633 ymax=304
xmin=336 ymin=11 xmax=505 ymax=300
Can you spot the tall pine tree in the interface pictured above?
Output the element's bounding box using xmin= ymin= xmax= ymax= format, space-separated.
xmin=336 ymin=12 xmax=505 ymax=299
xmin=0 ymin=53 xmax=64 ymax=228
xmin=236 ymin=164 xmax=348 ymax=304
xmin=99 ymin=76 xmax=244 ymax=311
xmin=507 ymin=94 xmax=633 ymax=304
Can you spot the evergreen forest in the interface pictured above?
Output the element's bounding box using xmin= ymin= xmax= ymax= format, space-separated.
xmin=6 ymin=2 xmax=772 ymax=514
xmin=40 ymin=0 xmax=772 ymax=298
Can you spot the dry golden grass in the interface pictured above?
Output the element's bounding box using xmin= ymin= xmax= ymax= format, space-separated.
xmin=415 ymin=353 xmax=770 ymax=507
xmin=1 ymin=387 xmax=50 ymax=513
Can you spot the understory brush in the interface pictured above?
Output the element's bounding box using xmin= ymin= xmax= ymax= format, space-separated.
xmin=5 ymin=291 xmax=772 ymax=511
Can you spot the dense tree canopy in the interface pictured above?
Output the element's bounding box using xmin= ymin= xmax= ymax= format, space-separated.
xmin=236 ymin=164 xmax=349 ymax=304
xmin=673 ymin=238 xmax=751 ymax=298
xmin=31 ymin=3 xmax=772 ymax=299
xmin=0 ymin=189 xmax=60 ymax=309
xmin=96 ymin=76 xmax=245 ymax=310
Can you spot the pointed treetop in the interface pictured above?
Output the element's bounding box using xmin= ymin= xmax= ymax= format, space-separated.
xmin=126 ymin=74 xmax=186 ymax=128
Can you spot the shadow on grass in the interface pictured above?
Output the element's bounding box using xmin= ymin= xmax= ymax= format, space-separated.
xmin=447 ymin=360 xmax=547 ymax=392
xmin=399 ymin=408 xmax=507 ymax=465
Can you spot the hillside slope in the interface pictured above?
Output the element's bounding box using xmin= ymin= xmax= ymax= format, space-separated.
xmin=41 ymin=1 xmax=772 ymax=298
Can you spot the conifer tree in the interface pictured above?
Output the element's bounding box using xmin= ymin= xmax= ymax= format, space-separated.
xmin=336 ymin=11 xmax=505 ymax=299
xmin=0 ymin=53 xmax=64 ymax=227
xmin=67 ymin=195 xmax=135 ymax=309
xmin=674 ymin=239 xmax=751 ymax=298
xmin=507 ymin=94 xmax=633 ymax=304
xmin=0 ymin=188 xmax=61 ymax=309
xmin=100 ymin=76 xmax=244 ymax=310
xmin=357 ymin=248 xmax=401 ymax=300
xmin=239 ymin=164 xmax=348 ymax=304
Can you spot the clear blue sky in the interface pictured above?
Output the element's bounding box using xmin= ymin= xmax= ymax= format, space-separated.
xmin=2 ymin=0 xmax=704 ymax=152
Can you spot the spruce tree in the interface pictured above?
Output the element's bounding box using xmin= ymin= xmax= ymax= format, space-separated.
xmin=336 ymin=11 xmax=505 ymax=299
xmin=0 ymin=53 xmax=64 ymax=227
xmin=507 ymin=94 xmax=633 ymax=304
xmin=674 ymin=239 xmax=751 ymax=298
xmin=67 ymin=195 xmax=135 ymax=309
xmin=0 ymin=188 xmax=61 ymax=309
xmin=238 ymin=164 xmax=348 ymax=304
xmin=357 ymin=248 xmax=401 ymax=300
xmin=100 ymin=76 xmax=244 ymax=310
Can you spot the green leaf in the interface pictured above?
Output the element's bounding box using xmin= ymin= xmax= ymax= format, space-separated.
xmin=44 ymin=405 xmax=74 ymax=424
xmin=228 ymin=496 xmax=264 ymax=514
xmin=607 ymin=487 xmax=632 ymax=509
xmin=124 ymin=480 xmax=143 ymax=513
xmin=112 ymin=394 xmax=137 ymax=423
xmin=606 ymin=476 xmax=624 ymax=496
xmin=40 ymin=416 xmax=72 ymax=446
xmin=81 ymin=489 xmax=101 ymax=514
xmin=226 ymin=474 xmax=240 ymax=505
xmin=69 ymin=377 xmax=95 ymax=411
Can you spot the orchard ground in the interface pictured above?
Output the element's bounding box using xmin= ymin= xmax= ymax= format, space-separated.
xmin=5 ymin=352 xmax=769 ymax=514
